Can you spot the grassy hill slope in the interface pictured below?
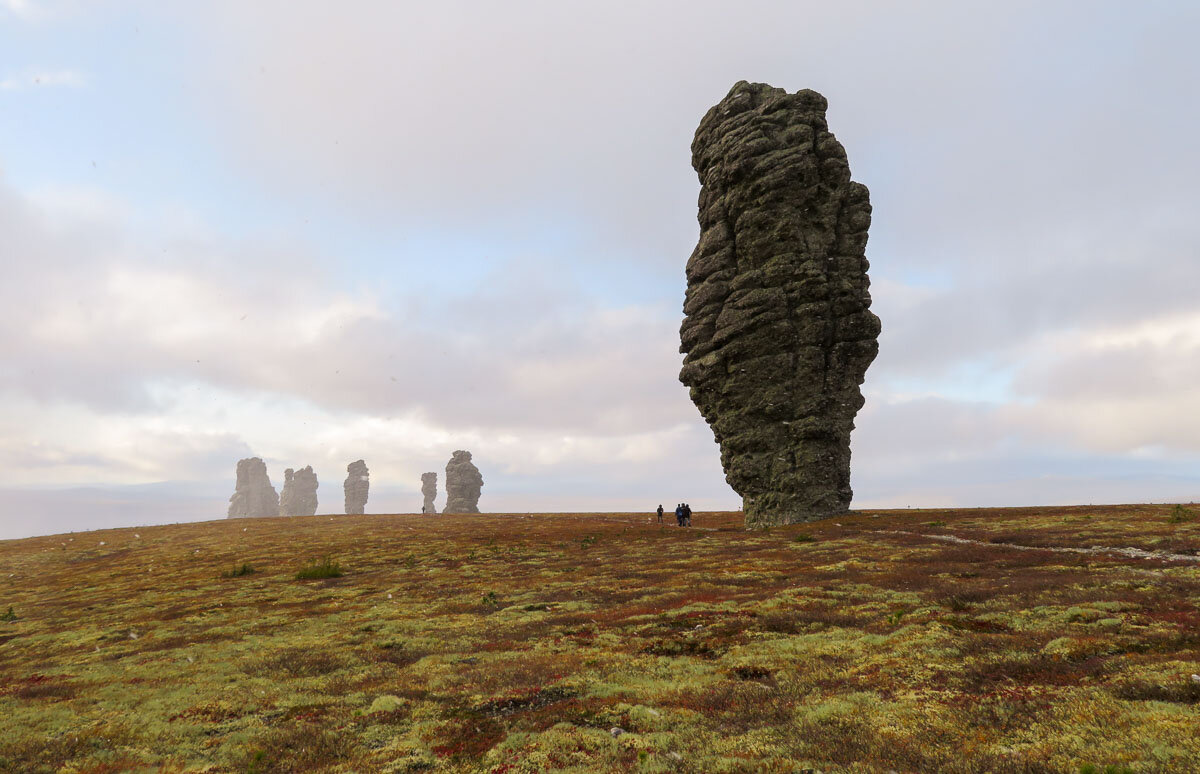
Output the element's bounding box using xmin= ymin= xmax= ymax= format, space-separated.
xmin=2 ymin=504 xmax=1199 ymax=773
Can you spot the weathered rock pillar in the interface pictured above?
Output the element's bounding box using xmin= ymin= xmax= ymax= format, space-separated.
xmin=344 ymin=460 xmax=369 ymax=514
xmin=279 ymin=465 xmax=319 ymax=516
xmin=679 ymin=81 xmax=880 ymax=527
xmin=421 ymin=472 xmax=437 ymax=514
xmin=443 ymin=450 xmax=483 ymax=514
xmin=226 ymin=457 xmax=279 ymax=519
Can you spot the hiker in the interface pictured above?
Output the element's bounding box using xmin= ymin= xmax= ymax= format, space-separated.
xmin=683 ymin=503 xmax=693 ymax=527
xmin=656 ymin=504 xmax=664 ymax=524
xmin=674 ymin=503 xmax=684 ymax=526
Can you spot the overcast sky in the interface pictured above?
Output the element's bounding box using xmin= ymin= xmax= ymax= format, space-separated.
xmin=2 ymin=1 xmax=1198 ymax=540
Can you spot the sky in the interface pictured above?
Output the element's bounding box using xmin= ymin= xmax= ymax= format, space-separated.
xmin=2 ymin=1 xmax=1199 ymax=540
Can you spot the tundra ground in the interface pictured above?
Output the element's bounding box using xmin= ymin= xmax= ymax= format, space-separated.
xmin=2 ymin=504 xmax=1199 ymax=773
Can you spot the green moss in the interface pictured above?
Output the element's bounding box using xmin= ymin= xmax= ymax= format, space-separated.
xmin=1066 ymin=606 xmax=1105 ymax=623
xmin=367 ymin=694 xmax=406 ymax=714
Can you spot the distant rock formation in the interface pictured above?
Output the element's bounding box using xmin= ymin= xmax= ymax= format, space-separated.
xmin=443 ymin=450 xmax=483 ymax=514
xmin=344 ymin=460 xmax=369 ymax=514
xmin=421 ymin=472 xmax=438 ymax=514
xmin=278 ymin=465 xmax=319 ymax=517
xmin=679 ymin=81 xmax=880 ymax=528
xmin=227 ymin=457 xmax=279 ymax=519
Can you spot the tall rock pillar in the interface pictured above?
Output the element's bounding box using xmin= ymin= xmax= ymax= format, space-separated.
xmin=226 ymin=457 xmax=279 ymax=519
xmin=420 ymin=472 xmax=437 ymax=514
xmin=344 ymin=460 xmax=369 ymax=514
xmin=679 ymin=82 xmax=880 ymax=527
xmin=279 ymin=465 xmax=319 ymax=516
xmin=443 ymin=450 xmax=483 ymax=514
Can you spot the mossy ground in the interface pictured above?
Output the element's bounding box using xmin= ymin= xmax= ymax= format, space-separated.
xmin=2 ymin=504 xmax=1199 ymax=772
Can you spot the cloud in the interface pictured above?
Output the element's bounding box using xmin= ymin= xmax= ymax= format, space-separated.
xmin=10 ymin=172 xmax=695 ymax=437
xmin=0 ymin=0 xmax=88 ymax=23
xmin=852 ymin=395 xmax=1200 ymax=509
xmin=5 ymin=2 xmax=1200 ymax=539
xmin=0 ymin=69 xmax=85 ymax=91
xmin=1 ymin=0 xmax=36 ymax=19
xmin=155 ymin=2 xmax=1199 ymax=270
xmin=872 ymin=207 xmax=1200 ymax=378
xmin=0 ymin=171 xmax=718 ymax=512
xmin=2 ymin=236 xmax=692 ymax=434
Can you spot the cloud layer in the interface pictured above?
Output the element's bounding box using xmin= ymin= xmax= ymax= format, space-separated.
xmin=2 ymin=1 xmax=1199 ymax=538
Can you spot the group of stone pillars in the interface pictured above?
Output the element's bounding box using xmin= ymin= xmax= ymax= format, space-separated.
xmin=227 ymin=458 xmax=366 ymax=518
xmin=421 ymin=449 xmax=484 ymax=514
xmin=225 ymin=449 xmax=483 ymax=518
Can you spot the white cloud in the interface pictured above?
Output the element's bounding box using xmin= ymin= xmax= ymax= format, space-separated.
xmin=0 ymin=69 xmax=86 ymax=91
xmin=1084 ymin=312 xmax=1200 ymax=352
xmin=998 ymin=312 xmax=1200 ymax=453
xmin=0 ymin=0 xmax=89 ymax=23
xmin=0 ymin=172 xmax=718 ymax=513
xmin=25 ymin=183 xmax=133 ymax=225
xmin=1 ymin=0 xmax=36 ymax=19
xmin=5 ymin=2 xmax=1200 ymax=538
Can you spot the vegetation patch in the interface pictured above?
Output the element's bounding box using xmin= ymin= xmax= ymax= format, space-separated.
xmin=295 ymin=555 xmax=342 ymax=580
xmin=241 ymin=722 xmax=358 ymax=773
xmin=220 ymin=562 xmax=256 ymax=578
xmin=254 ymin=647 xmax=345 ymax=678
xmin=2 ymin=506 xmax=1199 ymax=771
xmin=473 ymin=685 xmax=577 ymax=718
xmin=1110 ymin=678 xmax=1200 ymax=704
xmin=1168 ymin=503 xmax=1196 ymax=523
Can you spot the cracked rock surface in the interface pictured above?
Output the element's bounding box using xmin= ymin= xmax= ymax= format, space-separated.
xmin=279 ymin=465 xmax=319 ymax=517
xmin=421 ymin=472 xmax=438 ymax=514
xmin=226 ymin=457 xmax=279 ymax=519
xmin=679 ymin=81 xmax=880 ymax=527
xmin=344 ymin=460 xmax=369 ymax=515
xmin=443 ymin=450 xmax=483 ymax=514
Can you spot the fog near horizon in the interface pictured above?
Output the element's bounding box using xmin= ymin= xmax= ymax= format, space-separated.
xmin=2 ymin=1 xmax=1199 ymax=540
